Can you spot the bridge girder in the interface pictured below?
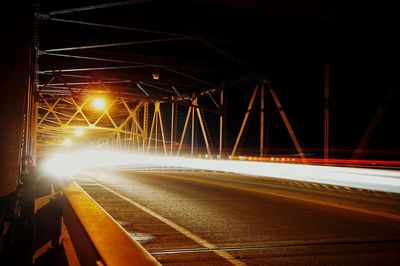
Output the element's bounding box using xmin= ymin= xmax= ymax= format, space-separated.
xmin=37 ymin=96 xmax=149 ymax=150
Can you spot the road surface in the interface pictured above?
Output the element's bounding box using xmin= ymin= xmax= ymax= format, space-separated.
xmin=75 ymin=169 xmax=400 ymax=265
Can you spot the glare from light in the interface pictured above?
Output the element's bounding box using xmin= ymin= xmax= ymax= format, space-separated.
xmin=40 ymin=149 xmax=400 ymax=193
xmin=61 ymin=138 xmax=73 ymax=146
xmin=92 ymin=97 xmax=106 ymax=110
xmin=41 ymin=149 xmax=143 ymax=178
xmin=73 ymin=128 xmax=84 ymax=137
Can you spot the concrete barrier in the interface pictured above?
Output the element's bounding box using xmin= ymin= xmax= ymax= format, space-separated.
xmin=62 ymin=182 xmax=160 ymax=266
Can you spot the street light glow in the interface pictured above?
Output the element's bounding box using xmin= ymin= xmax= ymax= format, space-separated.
xmin=92 ymin=97 xmax=106 ymax=110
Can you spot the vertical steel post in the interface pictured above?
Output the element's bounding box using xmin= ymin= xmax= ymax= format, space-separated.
xmin=134 ymin=128 xmax=138 ymax=150
xmin=156 ymin=103 xmax=167 ymax=155
xmin=219 ymin=90 xmax=223 ymax=158
xmin=117 ymin=132 xmax=121 ymax=148
xmin=260 ymin=85 xmax=265 ymax=157
xmin=170 ymin=101 xmax=175 ymax=155
xmin=136 ymin=121 xmax=140 ymax=150
xmin=191 ymin=103 xmax=195 ymax=157
xmin=142 ymin=102 xmax=149 ymax=152
xmin=155 ymin=107 xmax=158 ymax=154
xmin=129 ymin=117 xmax=134 ymax=150
xmin=24 ymin=74 xmax=32 ymax=168
xmin=123 ymin=123 xmax=127 ymax=151
xmin=324 ymin=64 xmax=330 ymax=160
xmin=147 ymin=104 xmax=157 ymax=152
xmin=32 ymin=101 xmax=38 ymax=163
xmin=231 ymin=85 xmax=259 ymax=157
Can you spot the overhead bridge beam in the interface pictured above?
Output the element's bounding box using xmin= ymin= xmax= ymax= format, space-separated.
xmin=44 ymin=38 xmax=184 ymax=52
xmin=48 ymin=0 xmax=153 ymax=16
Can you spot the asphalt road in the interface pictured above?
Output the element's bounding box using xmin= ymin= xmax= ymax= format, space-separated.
xmin=76 ymin=169 xmax=400 ymax=265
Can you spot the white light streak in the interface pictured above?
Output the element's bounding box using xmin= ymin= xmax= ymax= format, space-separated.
xmin=41 ymin=149 xmax=400 ymax=193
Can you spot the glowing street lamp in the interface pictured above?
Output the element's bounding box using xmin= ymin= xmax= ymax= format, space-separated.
xmin=92 ymin=97 xmax=106 ymax=110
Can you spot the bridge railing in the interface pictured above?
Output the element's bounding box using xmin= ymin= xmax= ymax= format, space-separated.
xmin=62 ymin=182 xmax=160 ymax=266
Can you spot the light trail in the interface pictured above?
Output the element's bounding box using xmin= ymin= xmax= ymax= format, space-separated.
xmin=229 ymin=156 xmax=400 ymax=169
xmin=42 ymin=149 xmax=400 ymax=194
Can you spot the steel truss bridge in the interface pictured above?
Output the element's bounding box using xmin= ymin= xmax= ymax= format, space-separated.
xmin=1 ymin=1 xmax=399 ymax=266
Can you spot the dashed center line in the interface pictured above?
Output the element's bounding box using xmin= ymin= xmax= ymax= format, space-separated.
xmin=92 ymin=180 xmax=247 ymax=266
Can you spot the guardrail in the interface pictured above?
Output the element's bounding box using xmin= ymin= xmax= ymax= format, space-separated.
xmin=62 ymin=182 xmax=160 ymax=266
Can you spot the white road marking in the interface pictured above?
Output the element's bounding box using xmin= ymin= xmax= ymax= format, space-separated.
xmin=92 ymin=181 xmax=247 ymax=266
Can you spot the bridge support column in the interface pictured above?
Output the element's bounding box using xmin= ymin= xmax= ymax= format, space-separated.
xmin=324 ymin=63 xmax=330 ymax=160
xmin=0 ymin=1 xmax=37 ymax=264
xmin=170 ymin=101 xmax=175 ymax=155
xmin=219 ymin=90 xmax=224 ymax=158
xmin=0 ymin=2 xmax=34 ymax=198
xmin=260 ymin=84 xmax=265 ymax=157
